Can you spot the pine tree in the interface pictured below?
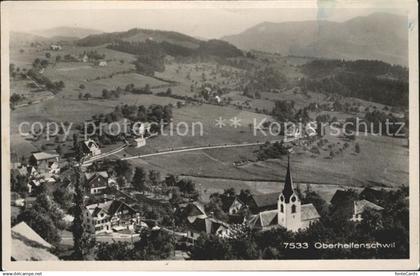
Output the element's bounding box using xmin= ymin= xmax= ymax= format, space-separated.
xmin=72 ymin=167 xmax=95 ymax=260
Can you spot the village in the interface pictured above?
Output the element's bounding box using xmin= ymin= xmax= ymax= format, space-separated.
xmin=10 ymin=121 xmax=404 ymax=260
xmin=8 ymin=14 xmax=410 ymax=261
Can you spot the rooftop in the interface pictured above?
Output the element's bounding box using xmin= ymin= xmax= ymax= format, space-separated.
xmin=354 ymin=199 xmax=384 ymax=214
xmin=31 ymin=151 xmax=59 ymax=161
xmin=301 ymin=203 xmax=321 ymax=221
xmin=11 ymin=222 xmax=58 ymax=261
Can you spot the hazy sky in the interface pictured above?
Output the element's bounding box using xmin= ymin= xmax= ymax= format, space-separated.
xmin=6 ymin=1 xmax=409 ymax=39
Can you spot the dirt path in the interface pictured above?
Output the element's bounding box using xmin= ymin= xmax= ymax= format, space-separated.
xmin=121 ymin=140 xmax=283 ymax=161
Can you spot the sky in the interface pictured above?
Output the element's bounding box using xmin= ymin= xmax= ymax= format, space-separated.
xmin=5 ymin=1 xmax=409 ymax=39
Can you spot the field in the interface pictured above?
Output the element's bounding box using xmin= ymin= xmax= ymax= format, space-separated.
xmin=9 ymin=38 xmax=409 ymax=201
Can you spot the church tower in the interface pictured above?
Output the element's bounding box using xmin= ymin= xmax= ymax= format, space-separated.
xmin=278 ymin=156 xmax=302 ymax=231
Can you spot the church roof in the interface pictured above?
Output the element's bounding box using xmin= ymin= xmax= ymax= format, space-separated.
xmin=301 ymin=203 xmax=321 ymax=221
xmin=259 ymin=210 xmax=278 ymax=227
xmin=282 ymin=155 xmax=295 ymax=203
xmin=247 ymin=210 xmax=278 ymax=229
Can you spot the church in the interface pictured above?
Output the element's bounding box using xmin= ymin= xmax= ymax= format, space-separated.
xmin=248 ymin=157 xmax=320 ymax=232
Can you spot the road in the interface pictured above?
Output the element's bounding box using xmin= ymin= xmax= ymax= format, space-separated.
xmin=121 ymin=139 xmax=283 ymax=161
xmin=82 ymin=144 xmax=128 ymax=166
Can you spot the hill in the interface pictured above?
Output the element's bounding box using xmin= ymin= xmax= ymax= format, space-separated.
xmin=76 ymin=28 xmax=201 ymax=48
xmin=222 ymin=13 xmax=408 ymax=66
xmin=76 ymin=28 xmax=243 ymax=76
xmin=10 ymin=32 xmax=50 ymax=45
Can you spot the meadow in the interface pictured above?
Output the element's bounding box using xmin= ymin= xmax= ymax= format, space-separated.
xmin=9 ymin=39 xmax=409 ymax=199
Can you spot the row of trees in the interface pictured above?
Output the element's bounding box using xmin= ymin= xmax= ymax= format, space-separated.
xmin=27 ymin=68 xmax=65 ymax=93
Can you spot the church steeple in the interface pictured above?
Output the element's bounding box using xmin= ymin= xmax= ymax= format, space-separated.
xmin=282 ymin=155 xmax=295 ymax=203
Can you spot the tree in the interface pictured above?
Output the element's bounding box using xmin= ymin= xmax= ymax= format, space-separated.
xmin=73 ymin=133 xmax=79 ymax=147
xmin=84 ymin=93 xmax=91 ymax=100
xmin=148 ymin=170 xmax=161 ymax=186
xmin=78 ymin=92 xmax=83 ymax=100
xmin=206 ymin=193 xmax=228 ymax=221
xmin=11 ymin=172 xmax=28 ymax=197
xmin=72 ymin=168 xmax=95 ymax=260
xmin=96 ymin=241 xmax=133 ymax=260
xmin=144 ymin=84 xmax=151 ymax=94
xmin=102 ymin=89 xmax=110 ymax=99
xmin=17 ymin=208 xmax=61 ymax=245
xmin=45 ymin=52 xmax=51 ymax=59
xmin=79 ymin=84 xmax=85 ymax=90
xmin=165 ymin=174 xmax=177 ymax=187
xmin=56 ymin=144 xmax=63 ymax=156
xmin=166 ymin=87 xmax=172 ymax=96
xmin=53 ymin=184 xmax=73 ymax=210
xmin=132 ymin=167 xmax=147 ymax=192
xmin=17 ymin=193 xmax=65 ymax=245
xmin=355 ymin=143 xmax=360 ymax=153
xmin=190 ymin=234 xmax=233 ymax=260
xmin=132 ymin=228 xmax=175 ymax=260
xmin=55 ymin=55 xmax=62 ymax=63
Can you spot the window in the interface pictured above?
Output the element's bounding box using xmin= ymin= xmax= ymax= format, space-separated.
xmin=291 ymin=196 xmax=296 ymax=202
xmin=291 ymin=205 xmax=296 ymax=213
xmin=280 ymin=195 xmax=284 ymax=202
xmin=280 ymin=204 xmax=284 ymax=213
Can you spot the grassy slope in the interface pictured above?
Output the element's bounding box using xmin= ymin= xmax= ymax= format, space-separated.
xmin=9 ymin=42 xmax=409 ymax=194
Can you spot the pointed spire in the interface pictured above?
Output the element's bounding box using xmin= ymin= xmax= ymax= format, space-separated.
xmin=282 ymin=154 xmax=295 ymax=203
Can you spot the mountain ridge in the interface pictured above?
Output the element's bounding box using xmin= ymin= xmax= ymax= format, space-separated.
xmin=222 ymin=13 xmax=408 ymax=66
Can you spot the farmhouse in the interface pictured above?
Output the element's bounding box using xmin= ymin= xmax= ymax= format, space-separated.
xmin=80 ymin=139 xmax=102 ymax=157
xmin=181 ymin=202 xmax=231 ymax=240
xmin=248 ymin=158 xmax=320 ymax=232
xmin=350 ymin=199 xmax=384 ymax=222
xmin=29 ymin=151 xmax=60 ymax=174
xmin=82 ymin=54 xmax=89 ymax=63
xmin=50 ymin=44 xmax=62 ymax=51
xmin=134 ymin=137 xmax=146 ymax=148
xmin=85 ymin=171 xmax=109 ymax=195
xmin=87 ymin=199 xmax=141 ymax=234
xmin=221 ymin=196 xmax=245 ymax=215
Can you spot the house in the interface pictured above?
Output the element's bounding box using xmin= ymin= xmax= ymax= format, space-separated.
xmin=350 ymin=199 xmax=384 ymax=222
xmin=82 ymin=54 xmax=88 ymax=63
xmin=11 ymin=222 xmax=59 ymax=261
xmin=11 ymin=192 xmax=25 ymax=207
xmin=80 ymin=139 xmax=101 ymax=157
xmin=221 ymin=196 xmax=245 ymax=215
xmin=29 ymin=151 xmax=60 ymax=174
xmin=248 ymin=157 xmax=320 ymax=232
xmin=97 ymin=60 xmax=107 ymax=67
xmin=181 ymin=202 xmax=232 ymax=240
xmin=136 ymin=122 xmax=152 ymax=137
xmin=330 ymin=189 xmax=352 ymax=206
xmin=248 ymin=192 xmax=281 ymax=213
xmin=85 ymin=171 xmax=109 ymax=195
xmin=50 ymin=44 xmax=62 ymax=51
xmin=87 ymin=199 xmax=141 ymax=234
xmin=87 ymin=201 xmax=113 ymax=233
xmin=68 ymin=205 xmax=96 ymax=234
xmin=27 ymin=178 xmax=43 ymax=194
xmin=359 ymin=187 xmax=386 ymax=204
xmin=134 ymin=137 xmax=146 ymax=148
